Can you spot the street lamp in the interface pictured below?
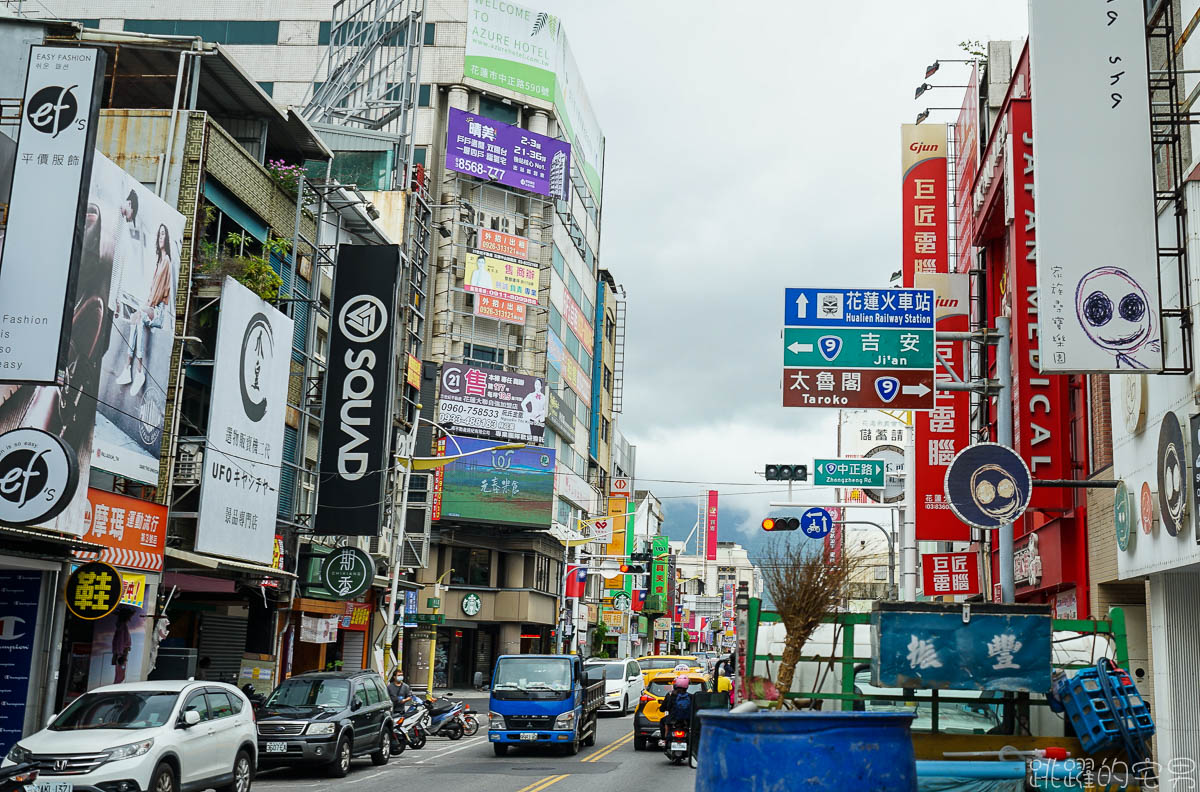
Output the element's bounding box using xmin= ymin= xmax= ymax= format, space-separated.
xmin=926 ymin=59 xmax=978 ymax=78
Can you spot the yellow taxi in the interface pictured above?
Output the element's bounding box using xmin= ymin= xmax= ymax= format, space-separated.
xmin=632 ymin=669 xmax=710 ymax=750
xmin=634 ymin=654 xmax=702 ymax=686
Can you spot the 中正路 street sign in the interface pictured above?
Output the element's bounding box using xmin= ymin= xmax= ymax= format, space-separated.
xmin=814 ymin=458 xmax=885 ymax=488
xmin=784 ymin=288 xmax=934 ymax=328
xmin=784 ymin=327 xmax=933 ymax=369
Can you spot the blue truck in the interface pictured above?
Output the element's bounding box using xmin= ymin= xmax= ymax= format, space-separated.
xmin=488 ymin=654 xmax=603 ymax=756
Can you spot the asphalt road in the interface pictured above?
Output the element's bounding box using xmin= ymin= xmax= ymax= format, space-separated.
xmin=253 ymin=711 xmax=698 ymax=792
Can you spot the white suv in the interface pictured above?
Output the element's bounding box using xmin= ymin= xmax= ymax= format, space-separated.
xmin=3 ymin=680 xmax=257 ymax=792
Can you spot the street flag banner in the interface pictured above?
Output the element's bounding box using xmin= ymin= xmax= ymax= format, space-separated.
xmin=565 ymin=564 xmax=587 ymax=598
xmin=632 ymin=589 xmax=646 ymax=612
xmin=705 ymin=490 xmax=718 ymax=561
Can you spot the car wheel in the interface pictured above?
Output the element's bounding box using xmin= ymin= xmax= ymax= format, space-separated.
xmin=492 ymin=743 xmax=508 ymax=757
xmin=326 ymin=736 xmax=351 ymax=778
xmin=150 ymin=763 xmax=177 ymax=792
xmin=634 ymin=735 xmax=646 ymax=751
xmin=621 ymin=696 xmax=628 ymax=716
xmin=371 ymin=727 xmax=391 ymax=765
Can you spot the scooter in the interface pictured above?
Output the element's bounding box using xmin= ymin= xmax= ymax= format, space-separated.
xmin=392 ymin=701 xmax=431 ymax=751
xmin=456 ymin=703 xmax=479 ymax=737
xmin=662 ymin=724 xmax=690 ymax=766
xmin=1 ymin=762 xmax=38 ymax=792
xmin=424 ymin=695 xmax=466 ymax=740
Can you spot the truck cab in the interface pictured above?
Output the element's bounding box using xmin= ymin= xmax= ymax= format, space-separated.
xmin=487 ymin=654 xmax=602 ymax=757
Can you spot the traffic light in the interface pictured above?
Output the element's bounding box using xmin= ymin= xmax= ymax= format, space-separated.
xmin=761 ymin=516 xmax=800 ymax=532
xmin=619 ymin=563 xmax=645 ymax=574
xmin=765 ymin=464 xmax=808 ymax=481
xmin=629 ymin=552 xmax=651 ymax=563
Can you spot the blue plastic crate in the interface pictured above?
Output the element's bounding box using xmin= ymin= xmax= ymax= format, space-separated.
xmin=1055 ymin=666 xmax=1154 ymax=753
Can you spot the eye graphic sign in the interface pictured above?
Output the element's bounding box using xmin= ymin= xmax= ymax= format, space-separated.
xmin=782 ymin=288 xmax=935 ymax=411
xmin=944 ymin=443 xmax=1032 ymax=530
xmin=1156 ymin=411 xmax=1188 ymax=538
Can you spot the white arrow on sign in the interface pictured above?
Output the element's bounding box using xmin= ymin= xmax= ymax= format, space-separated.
xmin=787 ymin=341 xmax=814 ymax=354
xmin=796 ymin=293 xmax=809 ymax=317
xmin=901 ymin=383 xmax=931 ymax=397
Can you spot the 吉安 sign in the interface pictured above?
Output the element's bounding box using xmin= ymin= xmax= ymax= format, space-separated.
xmin=814 ymin=458 xmax=885 ymax=488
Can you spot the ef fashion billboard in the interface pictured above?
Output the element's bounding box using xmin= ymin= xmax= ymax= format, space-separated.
xmin=433 ymin=435 xmax=555 ymax=527
xmin=195 ymin=277 xmax=292 ymax=564
xmin=446 ymin=108 xmax=570 ymax=200
xmin=316 ymin=245 xmax=401 ymax=536
xmin=89 ymin=153 xmax=185 ymax=484
xmin=0 ymin=46 xmax=105 ymax=384
xmin=1029 ymin=1 xmax=1161 ymax=372
xmin=438 ymin=362 xmax=547 ymax=444
xmin=462 ymin=0 xmax=604 ymax=200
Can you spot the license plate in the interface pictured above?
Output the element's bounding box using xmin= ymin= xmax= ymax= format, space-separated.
xmin=519 ymin=732 xmax=538 ymax=741
xmin=36 ymin=783 xmax=72 ymax=792
xmin=265 ymin=741 xmax=287 ymax=752
xmin=670 ymin=742 xmax=687 ymax=751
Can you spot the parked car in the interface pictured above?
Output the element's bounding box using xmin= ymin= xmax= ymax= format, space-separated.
xmin=583 ymin=659 xmax=644 ymax=715
xmin=255 ymin=670 xmax=393 ymax=777
xmin=3 ymin=680 xmax=256 ymax=792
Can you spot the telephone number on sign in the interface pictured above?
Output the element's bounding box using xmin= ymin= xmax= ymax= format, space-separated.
xmin=452 ymin=157 xmax=505 ymax=180
xmin=437 ymin=401 xmax=506 ymax=420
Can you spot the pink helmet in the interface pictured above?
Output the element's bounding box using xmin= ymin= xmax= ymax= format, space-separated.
xmin=673 ymin=676 xmax=690 ymax=689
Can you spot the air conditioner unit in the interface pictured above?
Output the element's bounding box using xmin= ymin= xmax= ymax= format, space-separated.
xmin=175 ymin=443 xmax=203 ymax=486
xmin=399 ymin=534 xmax=429 ymax=568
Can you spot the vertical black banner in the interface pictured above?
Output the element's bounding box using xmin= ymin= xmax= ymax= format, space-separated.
xmin=315 ymin=244 xmax=400 ymax=535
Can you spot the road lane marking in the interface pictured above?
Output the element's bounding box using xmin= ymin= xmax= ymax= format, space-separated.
xmin=517 ymin=774 xmax=568 ymax=792
xmin=580 ymin=730 xmax=634 ymax=763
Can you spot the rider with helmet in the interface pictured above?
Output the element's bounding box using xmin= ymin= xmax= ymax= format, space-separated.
xmin=659 ymin=675 xmax=693 ymax=743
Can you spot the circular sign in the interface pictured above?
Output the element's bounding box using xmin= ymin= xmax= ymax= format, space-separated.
xmin=27 ymin=84 xmax=79 ymax=136
xmin=800 ymin=507 xmax=833 ymax=539
xmin=1122 ymin=374 xmax=1147 ymax=434
xmin=64 ymin=561 xmax=123 ymax=621
xmin=1139 ymin=482 xmax=1158 ymax=535
xmin=1114 ymin=481 xmax=1133 ymax=552
xmin=321 ymin=546 xmax=374 ymax=599
xmin=612 ymin=592 xmax=631 ymax=612
xmin=943 ymin=443 xmax=1032 ymax=529
xmin=862 ymin=445 xmax=904 ymax=504
xmin=0 ymin=428 xmax=80 ymax=527
xmin=338 ymin=295 xmax=388 ymax=343
xmin=1157 ymin=411 xmax=1188 ymax=537
xmin=462 ymin=592 xmax=482 ymax=616
xmin=239 ymin=313 xmax=276 ymax=422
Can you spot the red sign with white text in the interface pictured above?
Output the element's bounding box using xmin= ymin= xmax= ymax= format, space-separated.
xmin=922 ymin=552 xmax=980 ymax=596
xmin=478 ymin=228 xmax=529 ymax=259
xmin=474 ymin=294 xmax=527 ymax=325
xmin=823 ymin=505 xmax=844 ymax=564
xmin=75 ymin=488 xmax=167 ymax=571
xmin=1008 ymin=100 xmax=1071 ymax=511
xmin=901 ymin=124 xmax=948 ymax=278
xmin=705 ymin=490 xmax=718 ymax=562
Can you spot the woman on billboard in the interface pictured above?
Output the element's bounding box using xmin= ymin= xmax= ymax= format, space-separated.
xmin=114 ymin=223 xmax=173 ymax=395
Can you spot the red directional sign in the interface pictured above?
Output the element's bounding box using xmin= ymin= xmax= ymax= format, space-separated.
xmin=783 ymin=368 xmax=933 ymax=410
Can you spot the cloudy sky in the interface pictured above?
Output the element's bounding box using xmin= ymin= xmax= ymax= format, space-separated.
xmin=533 ymin=1 xmax=1030 ymax=552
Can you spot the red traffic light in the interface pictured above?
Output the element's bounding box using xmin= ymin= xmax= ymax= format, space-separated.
xmin=619 ymin=563 xmax=645 ymax=573
xmin=762 ymin=516 xmax=799 ymax=532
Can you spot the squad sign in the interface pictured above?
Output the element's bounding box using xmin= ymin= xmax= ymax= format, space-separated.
xmin=0 ymin=428 xmax=79 ymax=527
xmin=315 ymin=245 xmax=400 ymax=536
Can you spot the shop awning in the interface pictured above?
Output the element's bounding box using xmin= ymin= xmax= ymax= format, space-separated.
xmin=165 ymin=547 xmax=297 ymax=580
xmin=372 ymin=574 xmax=423 ymax=591
xmin=0 ymin=525 xmax=104 ymax=554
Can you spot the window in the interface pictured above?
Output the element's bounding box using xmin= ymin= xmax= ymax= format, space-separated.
xmin=568 ymin=271 xmax=584 ymax=306
xmin=423 ymin=22 xmax=436 ymax=45
xmin=478 ymin=95 xmax=519 ymax=126
xmin=124 ymin=19 xmax=281 ymax=45
xmin=330 ymin=150 xmax=391 ymax=191
xmin=552 ymin=245 xmax=566 ymax=278
xmin=364 ymin=678 xmax=385 ymax=704
xmin=450 ymin=547 xmax=491 ymax=586
xmin=579 ymin=349 xmax=591 ymax=373
xmin=581 ymin=294 xmax=594 ymax=322
xmin=418 ymin=84 xmax=432 ymax=107
xmin=563 ymin=332 xmax=580 ymax=363
xmin=464 ymin=343 xmax=504 ymax=366
xmin=257 ymin=81 xmax=274 ymax=97
xmin=266 ymin=678 xmax=350 ymax=708
xmin=206 ymin=690 xmax=234 ymax=719
xmin=353 ymin=684 xmax=371 ymax=710
xmin=319 ymin=21 xmax=331 ymax=45
xmin=49 ymin=691 xmax=179 ymax=731
xmin=605 ymin=315 xmax=615 ymax=342
xmin=548 ymin=304 xmax=562 ymax=336
xmin=182 ymin=691 xmax=210 ymax=722
xmin=601 ymin=417 xmax=609 ymax=442
xmin=603 ymin=366 xmax=612 ymax=392
xmin=413 ymin=146 xmax=428 ymax=166
xmin=73 ymin=18 xmax=99 ymax=27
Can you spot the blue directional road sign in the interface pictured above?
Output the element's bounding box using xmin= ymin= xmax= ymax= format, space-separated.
xmin=943 ymin=443 xmax=1032 ymax=529
xmin=784 ymin=287 xmax=935 ymax=328
xmin=800 ymin=507 xmax=833 ymax=539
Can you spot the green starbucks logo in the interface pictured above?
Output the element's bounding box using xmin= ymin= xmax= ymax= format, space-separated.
xmin=462 ymin=592 xmax=482 ymax=616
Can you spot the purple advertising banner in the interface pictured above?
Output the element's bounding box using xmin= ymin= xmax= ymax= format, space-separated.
xmin=446 ymin=107 xmax=571 ymax=200
xmin=436 ymin=362 xmax=547 ymax=444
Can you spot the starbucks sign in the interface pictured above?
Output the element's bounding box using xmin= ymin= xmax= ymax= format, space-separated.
xmin=320 ymin=546 xmax=373 ymax=599
xmin=462 ymin=592 xmax=482 ymax=616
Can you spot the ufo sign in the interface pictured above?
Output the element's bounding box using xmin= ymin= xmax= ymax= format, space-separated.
xmin=944 ymin=443 xmax=1032 ymax=530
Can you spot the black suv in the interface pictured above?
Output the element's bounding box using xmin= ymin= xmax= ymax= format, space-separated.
xmin=255 ymin=670 xmax=394 ymax=776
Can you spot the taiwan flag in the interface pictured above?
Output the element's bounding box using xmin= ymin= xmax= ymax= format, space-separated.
xmin=673 ymin=602 xmax=684 ymax=624
xmin=631 ymin=589 xmax=646 ymax=612
xmin=565 ymin=564 xmax=587 ymax=598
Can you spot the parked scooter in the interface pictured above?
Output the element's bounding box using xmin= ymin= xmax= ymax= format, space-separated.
xmin=1 ymin=762 xmax=38 ymax=792
xmin=456 ymin=702 xmax=479 ymax=737
xmin=424 ymin=694 xmax=466 ymax=740
xmin=392 ymin=702 xmax=431 ymax=751
xmin=662 ymin=723 xmax=690 ymax=766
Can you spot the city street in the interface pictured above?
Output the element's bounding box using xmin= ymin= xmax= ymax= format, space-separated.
xmin=254 ymin=713 xmax=694 ymax=792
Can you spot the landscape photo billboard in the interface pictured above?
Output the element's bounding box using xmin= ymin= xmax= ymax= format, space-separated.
xmin=433 ymin=435 xmax=556 ymax=527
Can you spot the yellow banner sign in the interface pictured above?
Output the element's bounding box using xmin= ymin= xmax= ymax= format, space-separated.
xmin=464 ymin=250 xmax=538 ymax=306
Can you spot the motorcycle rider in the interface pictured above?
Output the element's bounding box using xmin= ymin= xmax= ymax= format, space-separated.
xmin=659 ymin=675 xmax=693 ymax=745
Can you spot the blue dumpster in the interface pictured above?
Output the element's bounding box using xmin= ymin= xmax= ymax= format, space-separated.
xmin=696 ymin=711 xmax=917 ymax=791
